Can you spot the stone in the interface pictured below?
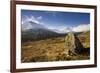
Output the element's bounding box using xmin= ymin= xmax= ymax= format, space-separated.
xmin=64 ymin=32 xmax=84 ymax=56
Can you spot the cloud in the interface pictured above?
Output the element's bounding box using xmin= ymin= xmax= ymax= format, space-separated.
xmin=72 ymin=24 xmax=90 ymax=32
xmin=37 ymin=16 xmax=42 ymax=20
xmin=21 ymin=15 xmax=44 ymax=31
xmin=22 ymin=15 xmax=43 ymax=25
xmin=47 ymin=24 xmax=90 ymax=33
xmin=47 ymin=25 xmax=73 ymax=33
xmin=21 ymin=16 xmax=90 ymax=33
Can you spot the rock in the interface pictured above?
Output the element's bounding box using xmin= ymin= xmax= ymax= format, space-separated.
xmin=64 ymin=32 xmax=84 ymax=56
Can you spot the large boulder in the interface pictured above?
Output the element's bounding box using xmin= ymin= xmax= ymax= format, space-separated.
xmin=64 ymin=32 xmax=84 ymax=56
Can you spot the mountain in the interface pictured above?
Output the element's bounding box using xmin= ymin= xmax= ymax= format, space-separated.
xmin=21 ymin=21 xmax=64 ymax=42
xmin=21 ymin=21 xmax=46 ymax=31
xmin=22 ymin=28 xmax=63 ymax=42
xmin=21 ymin=20 xmax=89 ymax=42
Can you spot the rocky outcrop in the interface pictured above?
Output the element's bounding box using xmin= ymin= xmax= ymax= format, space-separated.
xmin=64 ymin=32 xmax=84 ymax=56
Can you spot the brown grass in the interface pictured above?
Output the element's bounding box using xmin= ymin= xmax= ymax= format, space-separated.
xmin=21 ymin=36 xmax=90 ymax=63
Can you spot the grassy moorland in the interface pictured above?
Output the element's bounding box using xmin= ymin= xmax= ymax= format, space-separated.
xmin=21 ymin=31 xmax=90 ymax=63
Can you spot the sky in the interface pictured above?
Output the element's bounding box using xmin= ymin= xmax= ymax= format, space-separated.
xmin=21 ymin=9 xmax=90 ymax=33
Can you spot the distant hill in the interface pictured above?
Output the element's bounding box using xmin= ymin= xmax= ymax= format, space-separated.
xmin=21 ymin=20 xmax=89 ymax=43
xmin=22 ymin=21 xmax=60 ymax=42
xmin=21 ymin=28 xmax=65 ymax=42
